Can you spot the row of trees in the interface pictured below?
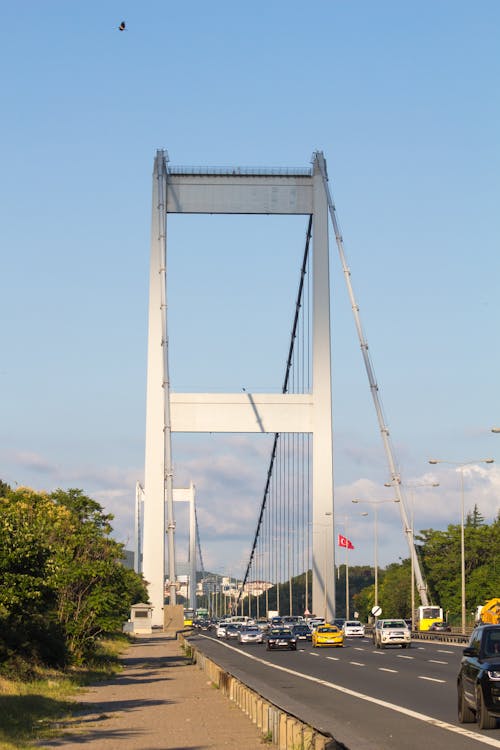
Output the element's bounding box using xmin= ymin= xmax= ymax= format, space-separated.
xmin=0 ymin=482 xmax=148 ymax=674
xmin=247 ymin=506 xmax=499 ymax=624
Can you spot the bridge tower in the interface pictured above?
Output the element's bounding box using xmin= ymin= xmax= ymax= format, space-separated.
xmin=143 ymin=151 xmax=335 ymax=627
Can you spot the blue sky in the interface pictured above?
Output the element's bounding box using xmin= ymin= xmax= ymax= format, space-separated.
xmin=1 ymin=1 xmax=499 ymax=579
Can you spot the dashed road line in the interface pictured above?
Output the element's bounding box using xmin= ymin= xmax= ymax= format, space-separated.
xmin=379 ymin=668 xmax=398 ymax=673
xmin=418 ymin=676 xmax=446 ymax=683
xmin=428 ymin=659 xmax=448 ymax=665
xmin=349 ymin=661 xmax=365 ymax=666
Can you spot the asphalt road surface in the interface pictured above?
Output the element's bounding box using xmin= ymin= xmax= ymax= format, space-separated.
xmin=188 ymin=631 xmax=500 ymax=750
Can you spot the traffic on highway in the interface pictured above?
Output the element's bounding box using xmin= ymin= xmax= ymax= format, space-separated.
xmin=187 ymin=618 xmax=500 ymax=750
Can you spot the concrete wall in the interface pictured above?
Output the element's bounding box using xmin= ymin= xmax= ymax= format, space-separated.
xmin=179 ymin=634 xmax=338 ymax=750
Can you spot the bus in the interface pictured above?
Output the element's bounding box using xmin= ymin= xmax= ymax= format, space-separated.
xmin=183 ymin=608 xmax=195 ymax=627
xmin=417 ymin=605 xmax=443 ymax=631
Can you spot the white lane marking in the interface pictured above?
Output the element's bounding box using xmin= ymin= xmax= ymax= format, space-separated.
xmin=326 ymin=656 xmax=339 ymax=661
xmin=428 ymin=659 xmax=448 ymax=665
xmin=353 ymin=647 xmax=365 ymax=651
xmin=418 ymin=676 xmax=446 ymax=683
xmin=379 ymin=668 xmax=398 ymax=673
xmin=199 ymin=636 xmax=500 ymax=748
xmin=310 ymin=652 xmax=319 ymax=656
xmin=396 ymin=654 xmax=414 ymax=659
xmin=349 ymin=661 xmax=365 ymax=666
xmin=437 ymin=649 xmax=454 ymax=654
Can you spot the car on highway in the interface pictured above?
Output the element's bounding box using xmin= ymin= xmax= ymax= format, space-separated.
xmin=291 ymin=624 xmax=312 ymax=642
xmin=264 ymin=627 xmax=297 ymax=651
xmin=343 ymin=620 xmax=365 ymax=637
xmin=216 ymin=622 xmax=229 ymax=638
xmin=255 ymin=618 xmax=270 ymax=632
xmin=238 ymin=625 xmax=263 ymax=644
xmin=428 ymin=621 xmax=452 ymax=632
xmin=282 ymin=615 xmax=305 ymax=627
xmin=270 ymin=616 xmax=284 ymax=628
xmin=373 ymin=619 xmax=411 ymax=649
xmin=312 ymin=624 xmax=344 ymax=648
xmin=457 ymin=624 xmax=500 ymax=730
xmin=307 ymin=617 xmax=325 ymax=630
xmin=225 ymin=624 xmax=241 ymax=640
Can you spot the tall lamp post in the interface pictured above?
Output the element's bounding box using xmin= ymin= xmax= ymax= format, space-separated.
xmin=406 ymin=482 xmax=439 ymax=630
xmin=352 ymin=498 xmax=399 ymax=613
xmin=385 ymin=481 xmax=440 ymax=629
xmin=428 ymin=458 xmax=494 ymax=634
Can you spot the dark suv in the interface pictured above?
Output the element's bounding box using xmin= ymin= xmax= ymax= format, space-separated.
xmin=457 ymin=624 xmax=500 ymax=729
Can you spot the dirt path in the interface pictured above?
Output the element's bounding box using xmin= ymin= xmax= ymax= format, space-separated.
xmin=41 ymin=632 xmax=266 ymax=749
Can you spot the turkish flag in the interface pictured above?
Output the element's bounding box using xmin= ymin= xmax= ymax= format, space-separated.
xmin=338 ymin=533 xmax=354 ymax=549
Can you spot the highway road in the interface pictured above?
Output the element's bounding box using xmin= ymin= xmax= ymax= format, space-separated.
xmin=187 ymin=631 xmax=500 ymax=750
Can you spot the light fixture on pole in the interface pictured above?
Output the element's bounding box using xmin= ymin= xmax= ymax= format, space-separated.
xmin=352 ymin=498 xmax=399 ymax=614
xmin=406 ymin=482 xmax=439 ymax=631
xmin=428 ymin=458 xmax=494 ymax=634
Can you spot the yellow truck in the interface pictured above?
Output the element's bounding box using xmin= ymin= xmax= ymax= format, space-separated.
xmin=476 ymin=598 xmax=500 ymax=625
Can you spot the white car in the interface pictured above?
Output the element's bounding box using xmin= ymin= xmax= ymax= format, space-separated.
xmin=216 ymin=622 xmax=229 ymax=639
xmin=343 ymin=620 xmax=365 ymax=637
xmin=238 ymin=625 xmax=263 ymax=644
xmin=373 ymin=618 xmax=411 ymax=649
xmin=308 ymin=618 xmax=325 ymax=631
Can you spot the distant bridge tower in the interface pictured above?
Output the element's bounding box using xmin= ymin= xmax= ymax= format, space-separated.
xmin=143 ymin=151 xmax=335 ymax=627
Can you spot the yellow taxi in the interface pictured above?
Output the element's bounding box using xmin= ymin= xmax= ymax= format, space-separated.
xmin=312 ymin=623 xmax=344 ymax=648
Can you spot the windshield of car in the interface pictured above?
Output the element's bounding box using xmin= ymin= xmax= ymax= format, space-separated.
xmin=318 ymin=626 xmax=338 ymax=633
xmin=242 ymin=626 xmax=259 ymax=633
xmin=382 ymin=620 xmax=407 ymax=628
xmin=345 ymin=621 xmax=361 ymax=627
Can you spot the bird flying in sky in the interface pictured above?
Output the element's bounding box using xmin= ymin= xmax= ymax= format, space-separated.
xmin=118 ymin=21 xmax=126 ymax=31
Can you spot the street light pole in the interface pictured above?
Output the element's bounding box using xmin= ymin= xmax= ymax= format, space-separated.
xmin=428 ymin=458 xmax=494 ymax=634
xmin=352 ymin=498 xmax=399 ymax=613
xmin=398 ymin=481 xmax=439 ymax=630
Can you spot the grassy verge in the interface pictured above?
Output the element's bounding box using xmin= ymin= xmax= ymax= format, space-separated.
xmin=0 ymin=634 xmax=130 ymax=750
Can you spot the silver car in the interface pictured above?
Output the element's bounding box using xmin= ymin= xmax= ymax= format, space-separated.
xmin=238 ymin=625 xmax=263 ymax=644
xmin=373 ymin=619 xmax=411 ymax=649
xmin=343 ymin=620 xmax=365 ymax=637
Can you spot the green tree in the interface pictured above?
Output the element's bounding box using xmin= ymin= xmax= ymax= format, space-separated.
xmin=49 ymin=488 xmax=148 ymax=661
xmin=0 ymin=486 xmax=148 ymax=672
xmin=0 ymin=487 xmax=71 ymax=668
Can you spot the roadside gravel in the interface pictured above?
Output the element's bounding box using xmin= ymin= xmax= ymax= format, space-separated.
xmin=41 ymin=631 xmax=267 ymax=749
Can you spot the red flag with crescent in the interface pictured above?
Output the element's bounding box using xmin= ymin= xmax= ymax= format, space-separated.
xmin=338 ymin=533 xmax=354 ymax=550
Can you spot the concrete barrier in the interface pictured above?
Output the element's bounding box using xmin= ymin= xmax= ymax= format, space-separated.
xmin=179 ymin=634 xmax=338 ymax=749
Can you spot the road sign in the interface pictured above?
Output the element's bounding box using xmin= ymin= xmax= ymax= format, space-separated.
xmin=371 ymin=605 xmax=382 ymax=617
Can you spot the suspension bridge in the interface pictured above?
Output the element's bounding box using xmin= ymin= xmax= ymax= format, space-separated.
xmin=138 ymin=150 xmax=429 ymax=628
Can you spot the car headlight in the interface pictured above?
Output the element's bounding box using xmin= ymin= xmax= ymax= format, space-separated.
xmin=487 ymin=670 xmax=500 ymax=680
